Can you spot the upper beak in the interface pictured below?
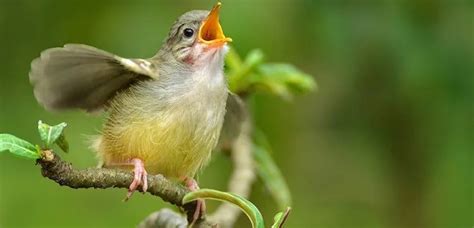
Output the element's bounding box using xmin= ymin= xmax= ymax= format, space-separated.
xmin=198 ymin=2 xmax=232 ymax=47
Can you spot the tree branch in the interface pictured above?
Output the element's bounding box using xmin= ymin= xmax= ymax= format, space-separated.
xmin=38 ymin=150 xmax=188 ymax=205
xmin=37 ymin=149 xmax=206 ymax=225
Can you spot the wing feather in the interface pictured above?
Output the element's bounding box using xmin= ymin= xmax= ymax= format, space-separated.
xmin=29 ymin=44 xmax=158 ymax=112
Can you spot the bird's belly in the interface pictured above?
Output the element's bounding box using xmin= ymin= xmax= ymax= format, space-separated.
xmin=99 ymin=105 xmax=223 ymax=178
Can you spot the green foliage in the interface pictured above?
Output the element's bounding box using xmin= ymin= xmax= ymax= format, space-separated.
xmin=0 ymin=121 xmax=70 ymax=160
xmin=0 ymin=134 xmax=40 ymax=159
xmin=55 ymin=134 xmax=69 ymax=153
xmin=183 ymin=189 xmax=292 ymax=228
xmin=253 ymin=130 xmax=292 ymax=210
xmin=38 ymin=121 xmax=69 ymax=152
xmin=184 ymin=189 xmax=264 ymax=228
xmin=254 ymin=64 xmax=316 ymax=99
xmin=183 ymin=189 xmax=264 ymax=228
xmin=226 ymin=47 xmax=316 ymax=99
xmin=271 ymin=207 xmax=291 ymax=228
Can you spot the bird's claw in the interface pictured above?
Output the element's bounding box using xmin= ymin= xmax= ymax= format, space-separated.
xmin=125 ymin=158 xmax=148 ymax=201
xmin=185 ymin=177 xmax=206 ymax=224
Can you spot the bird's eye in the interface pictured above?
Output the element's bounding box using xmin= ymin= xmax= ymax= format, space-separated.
xmin=183 ymin=28 xmax=194 ymax=38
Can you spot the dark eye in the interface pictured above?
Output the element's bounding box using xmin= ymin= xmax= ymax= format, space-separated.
xmin=183 ymin=28 xmax=194 ymax=38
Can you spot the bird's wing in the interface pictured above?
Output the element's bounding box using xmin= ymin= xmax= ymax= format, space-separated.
xmin=115 ymin=55 xmax=159 ymax=79
xmin=30 ymin=44 xmax=159 ymax=112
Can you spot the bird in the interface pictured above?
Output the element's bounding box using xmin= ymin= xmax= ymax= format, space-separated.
xmin=29 ymin=2 xmax=236 ymax=222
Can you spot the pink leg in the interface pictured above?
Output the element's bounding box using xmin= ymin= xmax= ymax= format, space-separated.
xmin=125 ymin=158 xmax=148 ymax=201
xmin=184 ymin=177 xmax=206 ymax=224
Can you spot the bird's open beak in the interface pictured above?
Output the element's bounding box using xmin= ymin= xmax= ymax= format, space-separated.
xmin=198 ymin=2 xmax=232 ymax=48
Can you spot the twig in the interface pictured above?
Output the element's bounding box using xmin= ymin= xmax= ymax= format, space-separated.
xmin=37 ymin=150 xmax=203 ymax=224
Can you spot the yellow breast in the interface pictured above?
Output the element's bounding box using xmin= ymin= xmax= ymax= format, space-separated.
xmin=98 ymin=107 xmax=223 ymax=178
xmin=96 ymin=82 xmax=228 ymax=178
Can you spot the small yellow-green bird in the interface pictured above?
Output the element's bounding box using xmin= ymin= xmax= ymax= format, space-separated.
xmin=29 ymin=3 xmax=235 ymax=220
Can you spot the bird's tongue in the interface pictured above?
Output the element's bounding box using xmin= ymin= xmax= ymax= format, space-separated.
xmin=199 ymin=2 xmax=232 ymax=46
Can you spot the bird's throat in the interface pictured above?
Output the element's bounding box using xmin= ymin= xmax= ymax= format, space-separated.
xmin=186 ymin=43 xmax=228 ymax=69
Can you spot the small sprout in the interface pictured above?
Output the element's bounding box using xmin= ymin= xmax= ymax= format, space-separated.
xmin=38 ymin=121 xmax=69 ymax=153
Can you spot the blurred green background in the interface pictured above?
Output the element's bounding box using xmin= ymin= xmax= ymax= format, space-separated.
xmin=0 ymin=0 xmax=472 ymax=227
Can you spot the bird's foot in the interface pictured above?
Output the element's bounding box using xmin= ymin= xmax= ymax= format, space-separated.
xmin=125 ymin=158 xmax=148 ymax=201
xmin=184 ymin=177 xmax=206 ymax=225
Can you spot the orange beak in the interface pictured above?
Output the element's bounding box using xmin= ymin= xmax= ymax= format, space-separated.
xmin=198 ymin=2 xmax=232 ymax=47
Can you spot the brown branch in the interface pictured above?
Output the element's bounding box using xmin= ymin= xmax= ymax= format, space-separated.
xmin=37 ymin=149 xmax=205 ymax=225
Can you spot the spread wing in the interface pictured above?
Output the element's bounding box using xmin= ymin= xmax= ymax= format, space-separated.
xmin=29 ymin=44 xmax=159 ymax=112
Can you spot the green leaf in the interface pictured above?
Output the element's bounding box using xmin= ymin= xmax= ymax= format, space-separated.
xmin=253 ymin=130 xmax=292 ymax=210
xmin=244 ymin=49 xmax=265 ymax=67
xmin=55 ymin=134 xmax=69 ymax=153
xmin=271 ymin=207 xmax=292 ymax=228
xmin=251 ymin=63 xmax=316 ymax=99
xmin=0 ymin=134 xmax=40 ymax=159
xmin=182 ymin=189 xmax=264 ymax=228
xmin=38 ymin=121 xmax=68 ymax=152
xmin=225 ymin=48 xmax=317 ymax=99
xmin=228 ymin=49 xmax=265 ymax=93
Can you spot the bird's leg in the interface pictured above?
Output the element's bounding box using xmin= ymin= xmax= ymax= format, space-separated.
xmin=184 ymin=177 xmax=206 ymax=224
xmin=103 ymin=158 xmax=148 ymax=200
xmin=124 ymin=158 xmax=148 ymax=200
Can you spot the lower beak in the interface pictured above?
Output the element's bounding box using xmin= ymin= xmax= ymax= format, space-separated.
xmin=198 ymin=2 xmax=232 ymax=47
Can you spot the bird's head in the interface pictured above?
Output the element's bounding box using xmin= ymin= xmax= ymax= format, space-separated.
xmin=161 ymin=3 xmax=232 ymax=67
